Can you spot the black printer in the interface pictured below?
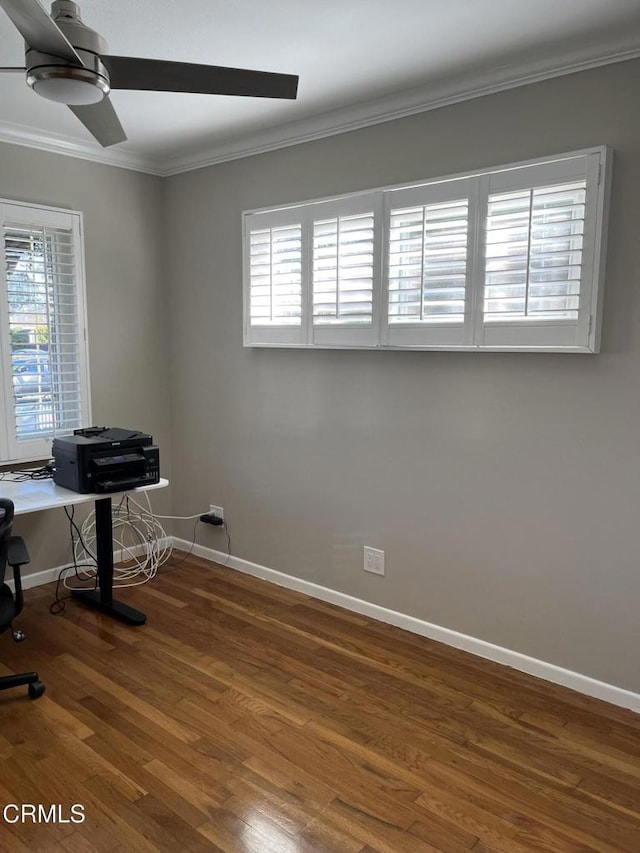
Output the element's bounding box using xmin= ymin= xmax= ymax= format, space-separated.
xmin=52 ymin=426 xmax=160 ymax=494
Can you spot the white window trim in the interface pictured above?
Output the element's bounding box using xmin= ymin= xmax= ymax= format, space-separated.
xmin=243 ymin=146 xmax=612 ymax=353
xmin=0 ymin=199 xmax=92 ymax=464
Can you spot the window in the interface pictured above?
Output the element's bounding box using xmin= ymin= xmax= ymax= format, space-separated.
xmin=243 ymin=147 xmax=610 ymax=352
xmin=0 ymin=200 xmax=91 ymax=463
xmin=388 ymin=199 xmax=469 ymax=325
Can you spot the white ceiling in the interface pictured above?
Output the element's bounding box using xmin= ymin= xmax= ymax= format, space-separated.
xmin=1 ymin=0 xmax=640 ymax=175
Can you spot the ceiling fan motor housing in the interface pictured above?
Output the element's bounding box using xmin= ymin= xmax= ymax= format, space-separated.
xmin=26 ymin=0 xmax=111 ymax=104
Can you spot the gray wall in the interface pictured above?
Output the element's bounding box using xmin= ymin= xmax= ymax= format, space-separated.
xmin=164 ymin=59 xmax=640 ymax=693
xmin=2 ymin=59 xmax=639 ymax=695
xmin=0 ymin=144 xmax=171 ymax=571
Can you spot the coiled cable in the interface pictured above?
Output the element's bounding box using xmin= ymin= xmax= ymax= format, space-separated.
xmin=68 ymin=491 xmax=203 ymax=590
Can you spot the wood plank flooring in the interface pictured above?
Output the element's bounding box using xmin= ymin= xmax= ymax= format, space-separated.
xmin=1 ymin=553 xmax=640 ymax=851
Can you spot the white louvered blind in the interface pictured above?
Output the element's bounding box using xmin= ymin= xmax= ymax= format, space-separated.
xmin=313 ymin=212 xmax=374 ymax=325
xmin=249 ymin=224 xmax=302 ymax=326
xmin=388 ymin=199 xmax=469 ymax=324
xmin=1 ymin=202 xmax=90 ymax=462
xmin=242 ymin=147 xmax=609 ymax=351
xmin=484 ymin=181 xmax=586 ymax=321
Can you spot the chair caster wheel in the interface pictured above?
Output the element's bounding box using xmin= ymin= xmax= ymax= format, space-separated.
xmin=28 ymin=681 xmax=45 ymax=699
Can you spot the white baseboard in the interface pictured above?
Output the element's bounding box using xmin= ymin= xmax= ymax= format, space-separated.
xmin=10 ymin=564 xmax=66 ymax=591
xmin=173 ymin=537 xmax=640 ymax=714
xmin=16 ymin=536 xmax=640 ymax=713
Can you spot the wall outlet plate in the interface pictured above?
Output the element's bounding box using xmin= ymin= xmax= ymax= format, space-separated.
xmin=363 ymin=546 xmax=385 ymax=576
xmin=209 ymin=505 xmax=224 ymax=520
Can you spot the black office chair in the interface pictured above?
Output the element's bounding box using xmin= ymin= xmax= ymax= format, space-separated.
xmin=0 ymin=498 xmax=45 ymax=699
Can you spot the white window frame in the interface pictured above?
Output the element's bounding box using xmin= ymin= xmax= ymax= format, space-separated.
xmin=242 ymin=146 xmax=611 ymax=353
xmin=0 ymin=199 xmax=92 ymax=464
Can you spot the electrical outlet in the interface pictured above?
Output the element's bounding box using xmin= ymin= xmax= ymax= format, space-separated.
xmin=363 ymin=546 xmax=385 ymax=576
xmin=209 ymin=505 xmax=224 ymax=520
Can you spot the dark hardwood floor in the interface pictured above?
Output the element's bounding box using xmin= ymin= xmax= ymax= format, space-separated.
xmin=1 ymin=552 xmax=640 ymax=851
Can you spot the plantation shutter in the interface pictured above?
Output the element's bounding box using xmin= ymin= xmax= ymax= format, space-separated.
xmin=383 ymin=178 xmax=478 ymax=347
xmin=0 ymin=202 xmax=90 ymax=463
xmin=243 ymin=147 xmax=609 ymax=352
xmin=313 ymin=213 xmax=374 ymax=325
xmin=484 ymin=183 xmax=585 ymax=320
xmin=478 ymin=153 xmax=603 ymax=350
xmin=244 ymin=208 xmax=305 ymax=346
xmin=311 ymin=193 xmax=381 ymax=346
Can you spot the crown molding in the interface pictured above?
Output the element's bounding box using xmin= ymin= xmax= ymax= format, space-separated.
xmin=0 ymin=47 xmax=639 ymax=178
xmin=159 ymin=47 xmax=640 ymax=176
xmin=0 ymin=120 xmax=163 ymax=175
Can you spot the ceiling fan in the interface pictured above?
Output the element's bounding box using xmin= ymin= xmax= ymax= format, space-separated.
xmin=0 ymin=0 xmax=299 ymax=147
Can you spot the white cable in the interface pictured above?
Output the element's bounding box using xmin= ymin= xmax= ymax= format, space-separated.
xmin=66 ymin=492 xmax=206 ymax=590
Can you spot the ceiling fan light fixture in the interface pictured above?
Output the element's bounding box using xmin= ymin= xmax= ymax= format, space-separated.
xmin=27 ymin=65 xmax=109 ymax=104
xmin=0 ymin=0 xmax=299 ymax=147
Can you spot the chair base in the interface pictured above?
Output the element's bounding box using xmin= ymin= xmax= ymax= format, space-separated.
xmin=0 ymin=672 xmax=45 ymax=699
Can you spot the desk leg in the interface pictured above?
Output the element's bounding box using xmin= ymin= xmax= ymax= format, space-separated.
xmin=71 ymin=496 xmax=146 ymax=626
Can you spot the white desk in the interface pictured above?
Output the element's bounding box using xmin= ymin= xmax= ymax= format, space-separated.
xmin=2 ymin=477 xmax=169 ymax=625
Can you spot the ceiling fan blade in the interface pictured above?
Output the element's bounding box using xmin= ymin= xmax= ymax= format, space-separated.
xmin=0 ymin=0 xmax=82 ymax=64
xmin=0 ymin=67 xmax=25 ymax=72
xmin=68 ymin=97 xmax=127 ymax=147
xmin=101 ymin=55 xmax=299 ymax=99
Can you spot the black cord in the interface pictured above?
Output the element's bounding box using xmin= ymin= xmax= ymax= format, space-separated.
xmin=221 ymin=519 xmax=232 ymax=566
xmin=64 ymin=505 xmax=97 ymax=569
xmin=161 ymin=517 xmax=201 ymax=570
xmin=50 ymin=506 xmax=98 ymax=615
xmin=49 ymin=561 xmax=97 ymax=615
xmin=163 ymin=517 xmax=232 ymax=570
xmin=0 ymin=465 xmax=53 ymax=482
xmin=49 ymin=563 xmax=71 ymax=615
